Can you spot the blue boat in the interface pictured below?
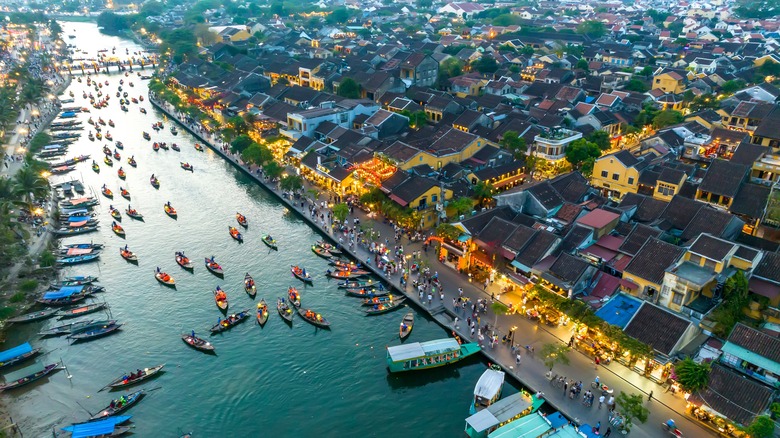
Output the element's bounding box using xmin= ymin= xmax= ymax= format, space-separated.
xmin=0 ymin=342 xmax=42 ymax=369
xmin=56 ymin=253 xmax=100 ymax=265
xmin=38 ymin=285 xmax=90 ymax=306
xmin=58 ymin=111 xmax=77 ymax=118
xmin=62 ymin=415 xmax=132 ymax=437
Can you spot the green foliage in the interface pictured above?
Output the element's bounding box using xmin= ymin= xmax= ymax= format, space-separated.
xmin=673 ymin=358 xmax=711 ymax=392
xmin=0 ymin=306 xmax=15 ymax=320
xmin=97 ymin=12 xmax=130 ymax=33
xmin=449 ymin=197 xmax=474 ymax=217
xmin=326 ymin=7 xmax=352 ymax=24
xmin=230 ymin=135 xmax=254 ymax=154
xmin=262 ymin=161 xmax=284 ymax=179
xmin=623 ymin=79 xmax=649 ymax=92
xmin=19 ymin=279 xmax=38 ymax=293
xmin=720 ymin=79 xmax=746 ymax=94
xmin=565 ymin=138 xmax=601 ymax=169
xmin=436 ymin=223 xmax=461 ymax=241
xmin=472 ymin=57 xmax=499 ymax=74
xmin=27 ymin=133 xmax=52 ymax=154
xmin=280 ymin=175 xmax=303 ymax=192
xmin=360 ymin=188 xmax=385 ymax=206
xmin=9 ymin=292 xmax=25 ymax=303
xmin=587 ymin=131 xmax=612 ymax=151
xmin=576 ymin=59 xmax=589 ymax=71
xmin=539 ymin=343 xmax=571 ymax=371
xmin=711 ymin=272 xmax=750 ymax=337
xmin=241 ymin=143 xmax=273 ymax=166
xmin=615 ymin=392 xmax=649 ymax=431
xmin=333 ymin=203 xmax=350 ymax=223
xmin=400 ymin=110 xmax=427 ymax=129
xmin=472 ymin=181 xmax=496 ymax=206
xmin=576 ymin=21 xmax=607 ymax=38
xmin=39 ymin=250 xmax=55 ymax=267
xmin=492 ymin=14 xmax=522 ymax=26
xmin=337 ymin=78 xmax=361 ymax=99
xmin=652 ymin=110 xmax=684 ymax=129
xmin=747 ymin=416 xmax=775 ymax=438
xmin=500 ymin=130 xmax=527 ymax=158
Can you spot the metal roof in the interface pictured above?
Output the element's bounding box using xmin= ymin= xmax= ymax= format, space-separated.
xmin=474 ymin=369 xmax=505 ymax=400
xmin=387 ymin=338 xmax=460 ymax=362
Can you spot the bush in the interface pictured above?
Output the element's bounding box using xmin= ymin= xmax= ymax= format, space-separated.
xmin=19 ymin=279 xmax=38 ymax=293
xmin=9 ymin=292 xmax=25 ymax=303
xmin=0 ymin=306 xmax=15 ymax=320
xmin=39 ymin=251 xmax=55 ymax=267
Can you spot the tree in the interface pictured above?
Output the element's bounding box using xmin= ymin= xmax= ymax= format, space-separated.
xmin=623 ymin=79 xmax=649 ymax=92
xmin=449 ymin=197 xmax=474 ymax=217
xmin=491 ymin=301 xmax=508 ymax=327
xmin=576 ymin=58 xmax=589 ymax=71
xmin=472 ymin=181 xmax=496 ymax=207
xmin=280 ymin=175 xmax=303 ymax=192
xmin=539 ymin=343 xmax=571 ymax=371
xmin=263 ymin=161 xmax=284 ymax=179
xmin=673 ymin=358 xmax=711 ymax=393
xmin=639 ymin=66 xmax=654 ymax=78
xmin=565 ymin=139 xmax=601 ymax=169
xmin=194 ymin=23 xmax=217 ymax=46
xmin=500 ymin=130 xmax=527 ymax=158
xmin=326 ymin=7 xmax=351 ymax=24
xmin=228 ymin=115 xmax=248 ymax=134
xmin=472 ymin=57 xmax=499 ymax=74
xmin=587 ymin=131 xmax=611 ymax=151
xmin=615 ymin=392 xmax=649 ymax=432
xmin=652 ymin=110 xmax=684 ymax=129
xmin=360 ymin=187 xmax=386 ymax=207
xmin=720 ymin=79 xmax=746 ymax=95
xmin=576 ymin=21 xmax=607 ymax=38
xmin=337 ymin=78 xmax=361 ymax=99
xmin=230 ymin=135 xmax=254 ymax=154
xmin=13 ymin=165 xmax=48 ymax=208
xmin=333 ymin=203 xmax=350 ymax=223
xmin=241 ymin=143 xmax=273 ymax=166
xmin=96 ymin=12 xmax=129 ymax=33
xmin=747 ymin=416 xmax=775 ymax=438
xmin=436 ymin=223 xmax=461 ymax=241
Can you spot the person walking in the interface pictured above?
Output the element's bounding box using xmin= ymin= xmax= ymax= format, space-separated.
xmin=598 ymin=394 xmax=605 ymax=409
xmin=604 ymin=427 xmax=612 ymax=437
xmin=563 ymin=381 xmax=568 ymax=396
xmin=594 ymin=356 xmax=600 ymax=369
xmin=648 ymin=390 xmax=653 ymax=401
xmin=515 ymin=353 xmax=521 ymax=365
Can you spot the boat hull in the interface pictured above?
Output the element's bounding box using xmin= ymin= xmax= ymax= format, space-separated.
xmin=387 ymin=343 xmax=481 ymax=373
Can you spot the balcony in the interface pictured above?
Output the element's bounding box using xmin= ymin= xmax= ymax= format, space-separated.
xmin=279 ymin=128 xmax=302 ymax=140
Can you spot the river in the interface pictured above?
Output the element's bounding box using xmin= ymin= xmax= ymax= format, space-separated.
xmin=4 ymin=21 xmax=523 ymax=437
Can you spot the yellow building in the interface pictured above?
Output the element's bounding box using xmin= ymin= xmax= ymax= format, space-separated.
xmin=591 ymin=150 xmax=647 ymax=199
xmin=381 ymin=172 xmax=453 ymax=229
xmin=379 ymin=129 xmax=488 ymax=171
xmin=652 ymin=70 xmax=687 ymax=94
xmin=652 ymin=167 xmax=687 ymax=201
xmin=622 ymin=238 xmax=685 ymax=302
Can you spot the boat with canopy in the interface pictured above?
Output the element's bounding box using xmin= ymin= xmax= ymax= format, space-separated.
xmin=386 ymin=338 xmax=481 ymax=372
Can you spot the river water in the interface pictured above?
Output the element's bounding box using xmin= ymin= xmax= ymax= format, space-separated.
xmin=4 ymin=22 xmax=521 ymax=437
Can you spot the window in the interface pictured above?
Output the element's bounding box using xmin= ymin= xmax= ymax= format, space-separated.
xmin=601 ymin=170 xmax=608 ymax=178
xmin=432 ymin=194 xmax=438 ymax=203
xmin=655 ymin=79 xmax=661 ymax=84
xmin=612 ymin=173 xmax=620 ymax=181
xmin=688 ymin=254 xmax=702 ymax=265
xmin=627 ymin=177 xmax=634 ymax=185
xmin=672 ymin=292 xmax=684 ymax=305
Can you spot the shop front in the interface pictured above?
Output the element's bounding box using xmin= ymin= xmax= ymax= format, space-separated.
xmin=440 ymin=239 xmax=469 ymax=271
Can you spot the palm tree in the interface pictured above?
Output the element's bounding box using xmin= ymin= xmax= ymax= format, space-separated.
xmin=0 ymin=177 xmax=16 ymax=212
xmin=13 ymin=165 xmax=49 ymax=211
xmin=472 ymin=181 xmax=496 ymax=208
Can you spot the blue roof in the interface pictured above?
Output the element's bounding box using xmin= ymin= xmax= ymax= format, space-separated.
xmin=594 ymin=293 xmax=642 ymax=329
xmin=0 ymin=343 xmax=32 ymax=363
xmin=546 ymin=411 xmax=568 ymax=429
xmin=42 ymin=285 xmax=84 ymax=299
xmin=62 ymin=416 xmax=131 ymax=437
xmin=67 ymin=216 xmax=91 ymax=222
xmin=577 ymin=424 xmax=601 ymax=438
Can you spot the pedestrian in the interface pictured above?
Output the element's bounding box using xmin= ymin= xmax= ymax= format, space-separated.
xmin=427 ymin=293 xmax=432 ymax=306
xmin=604 ymin=427 xmax=612 ymax=437
xmin=516 ymin=353 xmax=521 ymax=365
xmin=595 ymin=421 xmax=601 ymax=433
xmin=598 ymin=394 xmax=605 ymax=409
xmin=648 ymin=390 xmax=653 ymax=401
xmin=594 ymin=356 xmax=600 ymax=369
xmin=454 ymin=317 xmax=459 ymax=329
xmin=470 ymin=326 xmax=475 ymax=337
xmin=563 ymin=381 xmax=568 ymax=395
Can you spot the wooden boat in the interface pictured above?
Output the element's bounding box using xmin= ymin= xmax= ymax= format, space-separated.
xmin=7 ymin=308 xmax=58 ymax=323
xmin=125 ymin=206 xmax=143 ymax=220
xmin=175 ymin=251 xmax=193 ymax=270
xmin=330 ymin=259 xmax=362 ymax=271
xmin=111 ymin=221 xmax=125 ymax=237
xmin=113 ymin=150 xmax=120 ymax=160
xmin=181 ymin=333 xmax=215 ymax=353
xmin=0 ymin=363 xmax=61 ymax=391
xmin=361 ymin=295 xmax=398 ymax=306
xmin=244 ymin=273 xmax=256 ymax=298
xmin=311 ymin=245 xmax=332 ymax=259
xmin=120 ymin=187 xmax=131 ymax=200
xmin=297 ymin=307 xmax=331 ymax=328
xmin=400 ymin=311 xmax=414 ymax=340
xmin=172 ymin=143 xmax=181 ymax=151
xmin=214 ymin=286 xmax=228 ymax=311
xmin=142 ymin=131 xmax=150 ymax=140
xmin=92 ymin=161 xmax=100 ymax=173
xmin=90 ymin=389 xmax=145 ymax=420
xmin=104 ymin=155 xmax=113 ymax=166
xmin=140 ymin=108 xmax=146 ymax=114
xmin=117 ymin=167 xmax=126 ymax=179
xmin=256 ymin=299 xmax=269 ymax=326
xmin=155 ymin=268 xmax=175 ymax=287
xmin=57 ymin=302 xmax=107 ymax=319
xmin=315 ymin=241 xmax=343 ymax=255
xmin=54 ymin=274 xmax=100 ymax=284
xmin=288 ymin=286 xmax=301 ymax=308
xmin=180 ymin=162 xmax=193 ymax=172
xmin=56 ymin=253 xmax=100 ymax=265
xmin=0 ymin=343 xmax=42 ymax=369
xmin=38 ymin=319 xmax=95 ymax=337
xmin=326 ymin=269 xmax=368 ymax=279
xmin=164 ymin=202 xmax=177 ymax=219
xmin=344 ymin=287 xmax=390 ymax=298
xmin=228 ymin=226 xmax=243 ymax=242
xmin=115 ymin=141 xmax=123 ymax=149
xmin=205 ymin=257 xmax=224 ymax=275
xmin=471 ymin=367 xmax=505 ymax=414
xmin=261 ymin=234 xmax=278 ymax=250
xmin=64 ymin=417 xmax=133 ymax=437
xmin=194 ymin=143 xmax=204 ymax=151
xmin=290 ymin=265 xmax=312 ymax=283
xmin=127 ymin=156 xmax=137 ymax=167
xmin=236 ymin=213 xmax=248 ymax=228
xmin=119 ymin=246 xmax=137 ymax=262
xmin=109 ymin=206 xmax=121 ymax=220
xmin=338 ymin=280 xmax=377 ymax=289
xmin=386 ymin=339 xmax=481 ymax=373
xmin=53 ymin=225 xmax=99 ymax=236
xmin=67 ymin=320 xmax=123 ymax=342
xmin=277 ymin=298 xmax=294 ymax=323
xmin=210 ymin=309 xmax=250 ymax=333
xmin=104 ymin=364 xmax=165 ymax=390
xmin=101 ymin=185 xmax=113 ymax=198
xmin=150 ymin=175 xmax=160 ymax=189
xmin=365 ymin=297 xmax=406 ymax=315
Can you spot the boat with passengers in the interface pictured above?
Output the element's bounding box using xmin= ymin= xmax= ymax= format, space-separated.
xmin=386 ymin=338 xmax=480 ymax=372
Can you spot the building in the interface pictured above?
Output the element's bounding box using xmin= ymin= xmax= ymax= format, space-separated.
xmin=400 ymin=53 xmax=439 ymax=88
xmin=591 ymin=150 xmax=650 ymax=200
xmin=282 ymin=100 xmax=380 ymax=140
xmin=381 ymin=173 xmax=453 ymax=228
xmin=652 ymin=70 xmax=687 ymax=94
xmin=622 ymin=238 xmax=685 ymax=302
xmin=531 ymin=127 xmax=582 ymax=166
xmin=721 ymin=323 xmax=780 ymax=390
xmin=437 ymin=2 xmax=486 ymax=18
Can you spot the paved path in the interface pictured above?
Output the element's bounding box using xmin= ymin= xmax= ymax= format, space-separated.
xmin=150 ymin=96 xmax=708 ymax=438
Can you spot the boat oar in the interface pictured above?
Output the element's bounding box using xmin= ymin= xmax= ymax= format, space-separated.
xmin=60 ymin=357 xmax=73 ymax=379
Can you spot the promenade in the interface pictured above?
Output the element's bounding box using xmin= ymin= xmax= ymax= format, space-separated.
xmin=150 ymin=95 xmax=709 ymax=438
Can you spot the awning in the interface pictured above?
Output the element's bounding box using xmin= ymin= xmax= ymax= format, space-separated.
xmin=388 ymin=194 xmax=408 ymax=207
xmin=442 ymin=242 xmax=464 ymax=257
xmin=67 ymin=248 xmax=92 ymax=256
xmin=0 ymin=343 xmax=32 ymax=363
xmin=511 ymin=260 xmax=531 ymax=273
xmin=492 ymin=173 xmax=526 ymax=189
xmin=458 ymin=234 xmax=471 ymax=242
xmin=620 ymin=278 xmax=639 ymax=290
xmin=42 ymin=285 xmax=84 ymax=299
xmin=750 ymin=277 xmax=780 ymax=300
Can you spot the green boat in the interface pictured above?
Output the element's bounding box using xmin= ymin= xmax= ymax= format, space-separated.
xmin=386 ymin=338 xmax=481 ymax=372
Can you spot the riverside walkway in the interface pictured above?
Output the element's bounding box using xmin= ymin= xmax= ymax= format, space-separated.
xmin=149 ymin=95 xmax=711 ymax=438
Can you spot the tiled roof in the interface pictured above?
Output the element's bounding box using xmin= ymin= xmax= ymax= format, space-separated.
xmin=633 ymin=196 xmax=667 ymax=223
xmin=657 ymin=167 xmax=686 ymax=185
xmin=515 ymin=230 xmax=559 ymax=268
xmin=611 ymin=150 xmax=640 ymax=168
xmin=660 ymin=196 xmax=703 ymax=230
xmin=558 ymin=225 xmax=593 ymax=255
xmin=527 ymin=181 xmax=564 ymax=211
xmin=727 ymin=323 xmax=780 ymax=363
xmin=624 ymin=238 xmax=684 ymax=285
xmin=730 ymin=142 xmax=768 ymax=166
xmin=546 ymin=253 xmax=591 ymax=285
xmin=576 ymin=208 xmax=619 ymax=230
xmin=754 ymin=251 xmax=780 ymax=283
xmin=680 ymin=207 xmax=739 ymax=242
xmin=698 ymin=159 xmax=747 ymax=198
xmin=502 ymin=225 xmax=537 ymax=253
xmin=730 ymin=183 xmax=770 ymax=219
xmin=624 ymin=303 xmax=690 ymax=356
xmin=458 ymin=206 xmax=515 ymax=235
xmin=688 ymin=234 xmax=735 ymax=261
xmin=388 ymin=175 xmax=438 ymax=206
xmin=619 ymin=224 xmax=662 ymax=256
xmin=476 ymin=217 xmax=518 ymax=249
xmin=690 ymin=364 xmax=773 ymax=426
